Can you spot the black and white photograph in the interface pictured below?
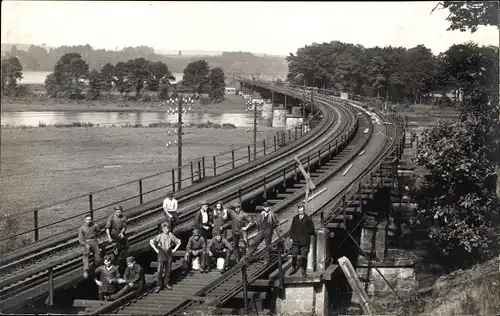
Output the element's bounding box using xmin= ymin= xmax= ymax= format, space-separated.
xmin=0 ymin=1 xmax=498 ymax=315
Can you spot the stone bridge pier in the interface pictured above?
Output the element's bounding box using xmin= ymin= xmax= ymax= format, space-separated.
xmin=275 ymin=227 xmax=334 ymax=316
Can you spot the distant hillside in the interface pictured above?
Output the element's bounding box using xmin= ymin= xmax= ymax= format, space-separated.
xmin=1 ymin=44 xmax=289 ymax=76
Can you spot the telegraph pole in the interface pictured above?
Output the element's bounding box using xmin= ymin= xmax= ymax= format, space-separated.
xmin=166 ymin=96 xmax=193 ymax=191
xmin=252 ymin=87 xmax=257 ymax=160
xmin=302 ymin=80 xmax=306 ymax=133
xmin=177 ymin=97 xmax=182 ymax=189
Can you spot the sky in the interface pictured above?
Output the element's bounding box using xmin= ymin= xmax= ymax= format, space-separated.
xmin=1 ymin=1 xmax=498 ymax=56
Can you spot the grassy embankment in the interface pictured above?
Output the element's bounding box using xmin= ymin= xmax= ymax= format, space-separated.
xmin=1 ymin=86 xmax=247 ymax=113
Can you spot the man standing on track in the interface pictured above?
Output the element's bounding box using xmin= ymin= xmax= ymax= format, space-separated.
xmin=150 ymin=222 xmax=182 ymax=292
xmin=105 ymin=206 xmax=128 ymax=259
xmin=94 ymin=255 xmax=120 ymax=300
xmin=289 ymin=204 xmax=315 ymax=277
xmin=222 ymin=203 xmax=253 ymax=260
xmin=212 ymin=201 xmax=228 ymax=238
xmin=194 ymin=200 xmax=213 ymax=241
xmin=247 ymin=202 xmax=281 ymax=262
xmin=78 ymin=214 xmax=102 ymax=279
xmin=162 ymin=191 xmax=179 ymax=229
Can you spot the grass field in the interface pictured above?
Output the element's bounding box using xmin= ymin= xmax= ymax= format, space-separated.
xmin=0 ymin=124 xmax=286 ymax=246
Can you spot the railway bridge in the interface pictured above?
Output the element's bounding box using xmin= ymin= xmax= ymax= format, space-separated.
xmin=0 ymin=78 xmax=407 ymax=315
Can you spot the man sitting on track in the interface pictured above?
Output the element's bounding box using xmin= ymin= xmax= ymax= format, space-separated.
xmin=106 ymin=256 xmax=145 ymax=301
xmin=162 ymin=191 xmax=179 ymax=229
xmin=183 ymin=229 xmax=207 ymax=274
xmin=206 ymin=232 xmax=233 ymax=273
xmin=94 ymin=255 xmax=120 ymax=301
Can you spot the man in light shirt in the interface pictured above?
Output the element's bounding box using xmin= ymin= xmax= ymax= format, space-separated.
xmin=150 ymin=222 xmax=181 ymax=292
xmin=162 ymin=191 xmax=179 ymax=229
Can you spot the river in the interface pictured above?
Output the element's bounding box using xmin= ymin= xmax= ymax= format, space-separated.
xmin=0 ymin=111 xmax=266 ymax=128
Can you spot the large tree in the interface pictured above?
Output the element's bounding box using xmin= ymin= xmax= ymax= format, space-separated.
xmin=1 ymin=56 xmax=23 ymax=93
xmin=433 ymin=1 xmax=499 ymax=33
xmin=51 ymin=52 xmax=89 ymax=98
xmin=410 ymin=2 xmax=500 ymax=266
xmin=208 ymin=67 xmax=226 ymax=102
xmin=182 ymin=60 xmax=211 ymax=95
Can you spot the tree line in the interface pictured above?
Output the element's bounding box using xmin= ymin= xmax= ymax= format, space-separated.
xmin=287 ymin=41 xmax=498 ymax=106
xmin=1 ymin=44 xmax=288 ymax=76
xmin=1 ymin=53 xmax=227 ymax=102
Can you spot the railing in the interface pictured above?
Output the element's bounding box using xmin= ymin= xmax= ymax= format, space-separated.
xmin=0 ymin=89 xmax=322 ymax=252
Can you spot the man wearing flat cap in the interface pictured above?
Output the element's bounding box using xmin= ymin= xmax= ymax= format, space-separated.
xmin=183 ymin=228 xmax=207 ymax=274
xmin=105 ymin=206 xmax=128 ymax=259
xmin=247 ymin=201 xmax=281 ymax=262
xmin=194 ymin=200 xmax=213 ymax=241
xmin=206 ymin=232 xmax=233 ymax=273
xmin=106 ymin=256 xmax=145 ymax=301
xmin=150 ymin=222 xmax=181 ymax=292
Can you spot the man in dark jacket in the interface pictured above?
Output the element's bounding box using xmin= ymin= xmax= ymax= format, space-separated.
xmin=206 ymin=232 xmax=233 ymax=273
xmin=105 ymin=206 xmax=128 ymax=259
xmin=212 ymin=201 xmax=228 ymax=238
xmin=107 ymin=256 xmax=145 ymax=301
xmin=194 ymin=200 xmax=213 ymax=241
xmin=247 ymin=202 xmax=281 ymax=262
xmin=183 ymin=229 xmax=207 ymax=274
xmin=289 ymin=204 xmax=315 ymax=277
xmin=222 ymin=203 xmax=253 ymax=260
xmin=94 ymin=255 xmax=120 ymax=301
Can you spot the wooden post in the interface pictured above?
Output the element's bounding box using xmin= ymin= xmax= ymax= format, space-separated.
xmin=34 ymin=209 xmax=39 ymax=242
xmin=277 ymin=242 xmax=285 ymax=290
xmin=248 ymin=145 xmax=251 ymax=162
xmin=213 ymin=156 xmax=217 ymax=176
xmin=263 ymin=140 xmax=266 ymax=156
xmin=88 ymin=194 xmax=94 ymax=220
xmin=274 ymin=135 xmax=277 ymax=151
xmin=190 ymin=162 xmax=194 ymax=183
xmin=241 ymin=262 xmax=249 ymax=315
xmin=198 ymin=160 xmax=202 ymax=181
xmin=263 ymin=177 xmax=267 ymax=199
xmin=232 ymin=150 xmax=235 ymax=169
xmin=171 ymin=169 xmax=176 ymax=192
xmin=48 ymin=267 xmax=54 ymax=306
xmin=139 ymin=179 xmax=143 ymax=204
xmin=202 ymin=157 xmax=206 ymax=178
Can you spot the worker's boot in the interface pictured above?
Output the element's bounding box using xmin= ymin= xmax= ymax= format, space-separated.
xmin=289 ymin=256 xmax=299 ymax=275
xmin=301 ymin=257 xmax=307 ymax=277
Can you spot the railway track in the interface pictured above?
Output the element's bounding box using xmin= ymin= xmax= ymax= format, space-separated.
xmin=166 ymin=107 xmax=404 ymax=316
xmin=0 ymin=83 xmax=359 ymax=313
xmin=82 ymin=97 xmax=401 ymax=315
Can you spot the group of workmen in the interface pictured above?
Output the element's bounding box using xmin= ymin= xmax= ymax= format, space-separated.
xmin=77 ymin=191 xmax=316 ymax=301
